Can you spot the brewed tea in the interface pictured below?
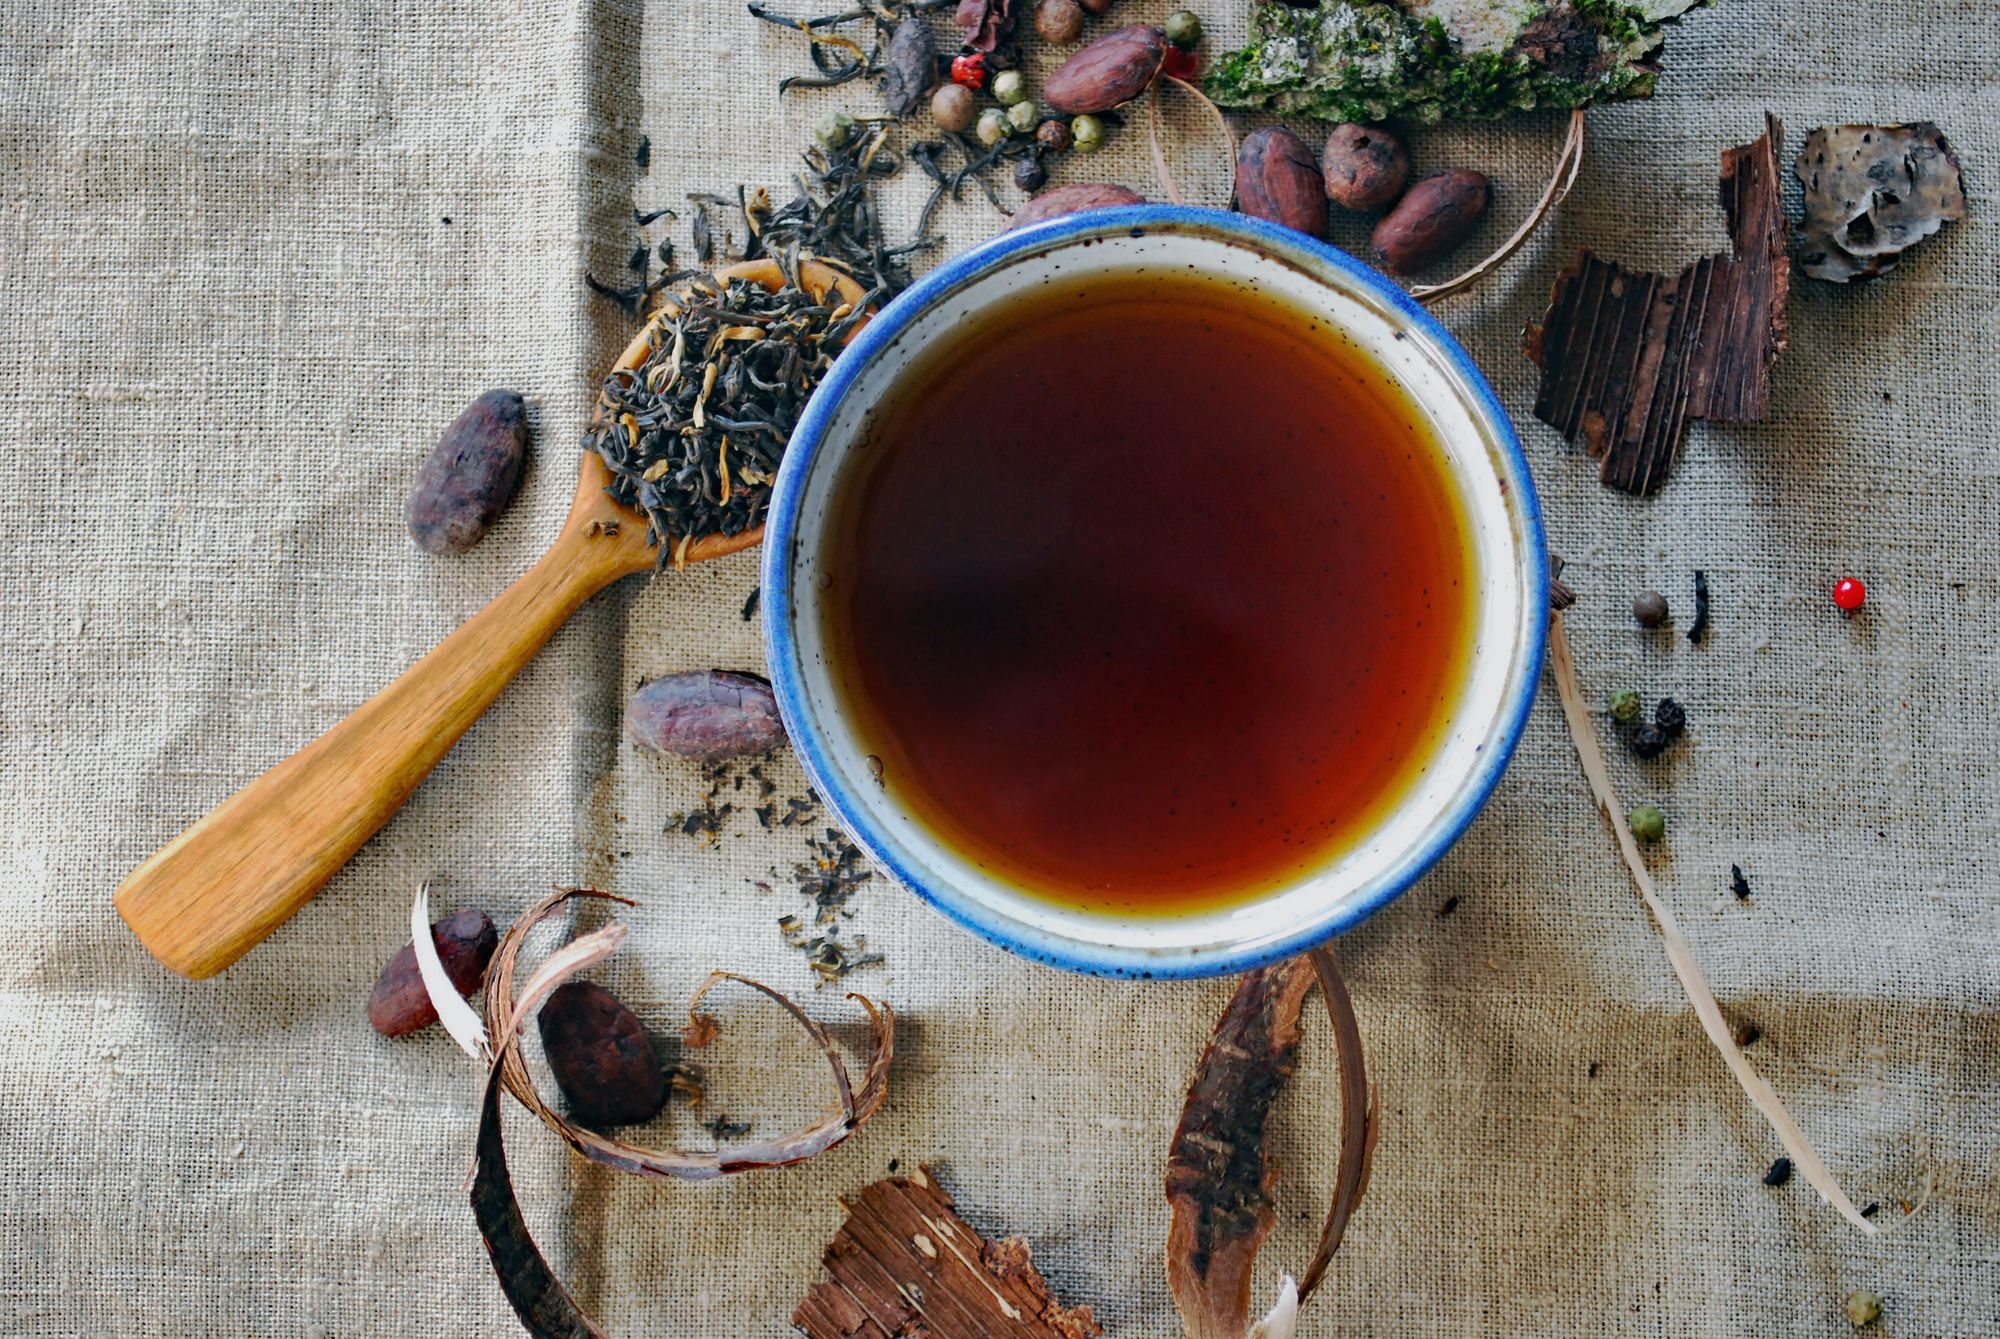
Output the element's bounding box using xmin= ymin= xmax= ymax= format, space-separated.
xmin=825 ymin=268 xmax=1474 ymax=916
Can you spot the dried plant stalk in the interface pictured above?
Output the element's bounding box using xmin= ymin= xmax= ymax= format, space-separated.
xmin=1547 ymin=613 xmax=1875 ymax=1234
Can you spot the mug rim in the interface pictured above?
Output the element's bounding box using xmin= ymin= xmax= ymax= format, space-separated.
xmin=762 ymin=203 xmax=1547 ymax=979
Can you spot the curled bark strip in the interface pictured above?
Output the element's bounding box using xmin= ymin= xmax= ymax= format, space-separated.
xmin=794 ymin=1167 xmax=1103 ymax=1339
xmin=479 ymin=887 xmax=895 ymax=1183
xmin=1547 ymin=613 xmax=1876 ymax=1234
xmin=1296 ymin=945 xmax=1378 ymax=1303
xmin=1525 ymin=116 xmax=1789 ymax=495
xmin=1167 ymin=949 xmax=1378 ymax=1339
xmin=1166 ymin=956 xmax=1314 ymax=1339
xmin=1413 ymin=108 xmax=1585 ymax=305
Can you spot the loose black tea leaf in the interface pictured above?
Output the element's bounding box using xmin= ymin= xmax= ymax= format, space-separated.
xmin=1731 ymin=864 xmax=1752 ymax=901
xmin=1689 ymin=570 xmax=1711 ymax=643
xmin=635 ymin=134 xmax=651 ymax=171
xmin=1764 ymin=1157 xmax=1794 ymax=1187
xmin=741 ymin=587 xmax=761 ymax=621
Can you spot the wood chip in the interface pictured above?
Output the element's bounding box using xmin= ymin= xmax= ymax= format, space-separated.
xmin=795 ymin=1170 xmax=1103 ymax=1339
xmin=1525 ymin=115 xmax=1789 ymax=495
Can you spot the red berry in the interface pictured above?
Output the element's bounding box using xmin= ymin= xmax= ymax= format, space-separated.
xmin=1160 ymin=46 xmax=1199 ymax=81
xmin=1832 ymin=577 xmax=1866 ymax=611
xmin=950 ymin=53 xmax=988 ymax=89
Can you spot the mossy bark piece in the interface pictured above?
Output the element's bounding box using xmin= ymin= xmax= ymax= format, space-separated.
xmin=1204 ymin=0 xmax=1702 ymax=124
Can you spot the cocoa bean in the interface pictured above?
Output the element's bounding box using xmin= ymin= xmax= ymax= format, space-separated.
xmin=1004 ymin=182 xmax=1145 ymax=230
xmin=880 ymin=13 xmax=936 ymax=117
xmin=1043 ymin=25 xmax=1165 ymax=114
xmin=1321 ymin=122 xmax=1409 ymax=212
xmin=1371 ymin=170 xmax=1491 ymax=274
xmin=405 ymin=390 xmax=530 ymax=555
xmin=368 ymin=909 xmax=499 ymax=1037
xmin=1235 ymin=126 xmax=1326 ymax=237
xmin=1078 ymin=0 xmax=1113 ymax=13
xmin=627 ymin=669 xmax=785 ymax=759
xmin=537 ymin=981 xmax=668 ymax=1128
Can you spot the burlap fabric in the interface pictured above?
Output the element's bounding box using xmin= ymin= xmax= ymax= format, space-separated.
xmin=1 ymin=0 xmax=1993 ymax=1334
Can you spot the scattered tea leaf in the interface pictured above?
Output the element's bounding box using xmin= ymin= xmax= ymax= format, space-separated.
xmin=1795 ymin=123 xmax=1966 ymax=284
xmin=1526 ymin=116 xmax=1789 ymax=495
xmin=794 ymin=1167 xmax=1103 ymax=1338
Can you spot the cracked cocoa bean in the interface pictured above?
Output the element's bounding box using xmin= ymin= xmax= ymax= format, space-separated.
xmin=627 ymin=669 xmax=785 ymax=760
xmin=1371 ymin=170 xmax=1491 ymax=274
xmin=538 ymin=981 xmax=669 ymax=1128
xmin=1043 ymin=25 xmax=1165 ymax=113
xmin=1321 ymin=122 xmax=1409 ymax=212
xmin=368 ymin=908 xmax=499 ymax=1037
xmin=1235 ymin=126 xmax=1326 ymax=237
xmin=405 ymin=390 xmax=530 ymax=555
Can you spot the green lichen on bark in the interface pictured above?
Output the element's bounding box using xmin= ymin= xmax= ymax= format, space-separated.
xmin=1204 ymin=0 xmax=1705 ymax=124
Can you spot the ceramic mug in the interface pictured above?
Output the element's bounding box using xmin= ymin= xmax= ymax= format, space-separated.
xmin=762 ymin=205 xmax=1546 ymax=979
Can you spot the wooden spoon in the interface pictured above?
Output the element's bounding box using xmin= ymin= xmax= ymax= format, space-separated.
xmin=115 ymin=258 xmax=869 ymax=979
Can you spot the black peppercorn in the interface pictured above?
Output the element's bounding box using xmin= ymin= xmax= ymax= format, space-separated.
xmin=1655 ymin=696 xmax=1687 ymax=736
xmin=1631 ymin=725 xmax=1671 ymax=759
xmin=1763 ymin=1157 xmax=1793 ymax=1186
xmin=1013 ymin=156 xmax=1049 ymax=192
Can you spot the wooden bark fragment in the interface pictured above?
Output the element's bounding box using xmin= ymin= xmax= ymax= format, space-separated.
xmin=1164 ymin=956 xmax=1316 ymax=1339
xmin=795 ymin=1169 xmax=1103 ymax=1339
xmin=1525 ymin=114 xmax=1788 ymax=495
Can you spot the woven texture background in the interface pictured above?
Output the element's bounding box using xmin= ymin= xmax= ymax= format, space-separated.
xmin=1 ymin=0 xmax=1995 ymax=1334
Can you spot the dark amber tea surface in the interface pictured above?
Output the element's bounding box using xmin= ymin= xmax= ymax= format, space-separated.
xmin=826 ymin=268 xmax=1474 ymax=915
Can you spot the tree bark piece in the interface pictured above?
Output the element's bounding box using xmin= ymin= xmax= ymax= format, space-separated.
xmin=1524 ymin=114 xmax=1788 ymax=496
xmin=795 ymin=1169 xmax=1103 ymax=1339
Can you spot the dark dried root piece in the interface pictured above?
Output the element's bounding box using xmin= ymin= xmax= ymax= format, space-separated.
xmin=1525 ymin=115 xmax=1788 ymax=496
xmin=1165 ymin=945 xmax=1376 ymax=1339
xmin=795 ymin=1167 xmax=1103 ymax=1339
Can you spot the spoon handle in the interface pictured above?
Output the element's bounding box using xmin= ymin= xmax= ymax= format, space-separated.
xmin=113 ymin=520 xmax=642 ymax=979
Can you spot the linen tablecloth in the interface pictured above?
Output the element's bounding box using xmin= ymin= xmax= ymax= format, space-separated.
xmin=1 ymin=0 xmax=1994 ymax=1334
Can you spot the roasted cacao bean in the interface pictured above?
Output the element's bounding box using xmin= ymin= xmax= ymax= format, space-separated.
xmin=1371 ymin=170 xmax=1491 ymax=274
xmin=368 ymin=908 xmax=499 ymax=1037
xmin=880 ymin=13 xmax=936 ymax=117
xmin=1004 ymin=182 xmax=1145 ymax=230
xmin=1321 ymin=122 xmax=1409 ymax=212
xmin=538 ymin=981 xmax=668 ymax=1128
xmin=1235 ymin=126 xmax=1326 ymax=237
xmin=1043 ymin=25 xmax=1165 ymax=114
xmin=627 ymin=669 xmax=785 ymax=759
xmin=405 ymin=390 xmax=530 ymax=555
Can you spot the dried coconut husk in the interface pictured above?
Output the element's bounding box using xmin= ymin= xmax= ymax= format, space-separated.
xmin=478 ymin=887 xmax=894 ymax=1181
xmin=1166 ymin=945 xmax=1377 ymax=1339
xmin=1543 ymin=589 xmax=1876 ymax=1235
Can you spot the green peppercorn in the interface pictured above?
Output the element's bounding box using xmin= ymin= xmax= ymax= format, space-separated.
xmin=991 ymin=69 xmax=1027 ymax=106
xmin=1163 ymin=9 xmax=1203 ymax=48
xmin=1628 ymin=804 xmax=1665 ymax=843
xmin=975 ymin=107 xmax=1011 ymax=147
xmin=1036 ymin=118 xmax=1072 ymax=153
xmin=1845 ymin=1290 xmax=1882 ymax=1328
xmin=930 ymin=83 xmax=977 ymax=134
xmin=1005 ymin=99 xmax=1038 ymax=134
xmin=1070 ymin=113 xmax=1106 ymax=153
xmin=1609 ymin=689 xmax=1642 ymax=723
xmin=813 ymin=108 xmax=857 ymax=151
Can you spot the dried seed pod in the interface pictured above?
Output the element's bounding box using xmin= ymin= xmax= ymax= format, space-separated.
xmin=1371 ymin=170 xmax=1491 ymax=274
xmin=368 ymin=908 xmax=498 ymax=1037
xmin=538 ymin=981 xmax=669 ymax=1128
xmin=1321 ymin=122 xmax=1409 ymax=211
xmin=1036 ymin=0 xmax=1085 ymax=44
xmin=627 ymin=670 xmax=784 ymax=760
xmin=1632 ymin=589 xmax=1669 ymax=627
xmin=1005 ymin=182 xmax=1145 ymax=230
xmin=1235 ymin=126 xmax=1327 ymax=237
xmin=1043 ymin=24 xmax=1166 ymax=114
xmin=880 ymin=13 xmax=937 ymax=117
xmin=405 ymin=390 xmax=530 ymax=555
